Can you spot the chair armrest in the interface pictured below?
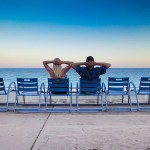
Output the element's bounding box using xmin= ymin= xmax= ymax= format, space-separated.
xmin=76 ymin=82 xmax=79 ymax=93
xmin=102 ymin=82 xmax=106 ymax=92
xmin=69 ymin=83 xmax=72 ymax=93
xmin=129 ymin=81 xmax=137 ymax=94
xmin=7 ymin=81 xmax=16 ymax=94
xmin=39 ymin=82 xmax=46 ymax=94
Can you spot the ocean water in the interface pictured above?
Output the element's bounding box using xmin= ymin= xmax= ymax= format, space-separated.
xmin=0 ymin=68 xmax=150 ymax=88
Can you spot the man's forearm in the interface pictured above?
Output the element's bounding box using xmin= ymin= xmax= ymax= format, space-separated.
xmin=95 ymin=62 xmax=111 ymax=68
xmin=71 ymin=62 xmax=87 ymax=69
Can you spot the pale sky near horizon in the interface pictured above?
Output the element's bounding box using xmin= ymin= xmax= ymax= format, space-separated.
xmin=0 ymin=0 xmax=150 ymax=68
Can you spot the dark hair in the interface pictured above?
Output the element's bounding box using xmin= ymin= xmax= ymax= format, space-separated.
xmin=86 ymin=56 xmax=94 ymax=62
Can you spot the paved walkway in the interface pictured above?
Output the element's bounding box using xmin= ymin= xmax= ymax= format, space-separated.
xmin=0 ymin=112 xmax=150 ymax=150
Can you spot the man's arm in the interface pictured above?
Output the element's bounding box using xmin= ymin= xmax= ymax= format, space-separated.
xmin=93 ymin=62 xmax=111 ymax=68
xmin=70 ymin=62 xmax=88 ymax=69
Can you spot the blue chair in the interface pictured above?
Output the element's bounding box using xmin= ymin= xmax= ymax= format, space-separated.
xmin=45 ymin=78 xmax=72 ymax=112
xmin=130 ymin=77 xmax=150 ymax=111
xmin=14 ymin=78 xmax=45 ymax=112
xmin=103 ymin=77 xmax=132 ymax=111
xmin=76 ymin=78 xmax=103 ymax=112
xmin=0 ymin=78 xmax=16 ymax=111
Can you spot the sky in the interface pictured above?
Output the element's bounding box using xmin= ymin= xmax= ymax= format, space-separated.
xmin=0 ymin=0 xmax=150 ymax=68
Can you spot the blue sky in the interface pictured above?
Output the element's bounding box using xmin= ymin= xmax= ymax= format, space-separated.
xmin=0 ymin=0 xmax=150 ymax=68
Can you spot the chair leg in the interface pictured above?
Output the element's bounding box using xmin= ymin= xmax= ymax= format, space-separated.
xmin=122 ymin=95 xmax=124 ymax=103
xmin=128 ymin=95 xmax=132 ymax=111
xmin=104 ymin=94 xmax=108 ymax=111
xmin=148 ymin=95 xmax=150 ymax=102
xmin=38 ymin=95 xmax=41 ymax=112
xmin=49 ymin=95 xmax=52 ymax=104
xmin=23 ymin=96 xmax=25 ymax=104
xmin=101 ymin=95 xmax=103 ymax=112
xmin=97 ymin=95 xmax=99 ymax=104
xmin=76 ymin=94 xmax=78 ymax=111
xmin=14 ymin=95 xmax=18 ymax=111
xmin=135 ymin=94 xmax=140 ymax=111
xmin=6 ymin=95 xmax=9 ymax=109
xmin=46 ymin=94 xmax=48 ymax=110
xmin=70 ymin=94 xmax=72 ymax=112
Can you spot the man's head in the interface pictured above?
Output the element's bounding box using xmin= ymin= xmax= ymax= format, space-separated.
xmin=86 ymin=56 xmax=94 ymax=62
xmin=86 ymin=56 xmax=94 ymax=70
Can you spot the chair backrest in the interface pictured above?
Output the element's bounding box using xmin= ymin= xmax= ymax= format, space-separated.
xmin=48 ymin=78 xmax=69 ymax=94
xmin=17 ymin=78 xmax=38 ymax=94
xmin=79 ymin=78 xmax=101 ymax=95
xmin=0 ymin=78 xmax=6 ymax=94
xmin=139 ymin=77 xmax=150 ymax=93
xmin=108 ymin=77 xmax=129 ymax=93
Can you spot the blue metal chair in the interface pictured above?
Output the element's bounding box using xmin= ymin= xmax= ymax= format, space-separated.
xmin=14 ymin=78 xmax=45 ymax=112
xmin=130 ymin=77 xmax=150 ymax=111
xmin=45 ymin=78 xmax=72 ymax=112
xmin=103 ymin=77 xmax=132 ymax=111
xmin=0 ymin=78 xmax=16 ymax=111
xmin=76 ymin=78 xmax=103 ymax=112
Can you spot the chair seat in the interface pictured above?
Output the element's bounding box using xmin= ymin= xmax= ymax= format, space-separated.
xmin=18 ymin=91 xmax=40 ymax=96
xmin=79 ymin=91 xmax=100 ymax=95
xmin=138 ymin=90 xmax=150 ymax=95
xmin=107 ymin=90 xmax=128 ymax=95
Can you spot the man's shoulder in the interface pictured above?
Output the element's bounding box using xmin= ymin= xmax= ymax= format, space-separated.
xmin=76 ymin=66 xmax=86 ymax=70
xmin=95 ymin=66 xmax=107 ymax=70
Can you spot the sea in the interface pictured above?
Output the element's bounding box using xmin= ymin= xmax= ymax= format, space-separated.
xmin=0 ymin=68 xmax=150 ymax=88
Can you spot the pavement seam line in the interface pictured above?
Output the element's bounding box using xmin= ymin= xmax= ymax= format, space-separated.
xmin=30 ymin=112 xmax=52 ymax=150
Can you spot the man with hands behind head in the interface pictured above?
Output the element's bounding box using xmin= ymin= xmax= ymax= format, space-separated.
xmin=71 ymin=56 xmax=111 ymax=80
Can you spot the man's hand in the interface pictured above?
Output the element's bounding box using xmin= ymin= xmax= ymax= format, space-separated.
xmin=86 ymin=61 xmax=95 ymax=67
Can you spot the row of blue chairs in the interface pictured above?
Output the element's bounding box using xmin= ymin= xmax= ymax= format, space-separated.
xmin=0 ymin=77 xmax=150 ymax=112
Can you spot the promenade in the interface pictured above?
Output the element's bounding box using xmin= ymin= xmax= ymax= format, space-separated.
xmin=0 ymin=111 xmax=150 ymax=150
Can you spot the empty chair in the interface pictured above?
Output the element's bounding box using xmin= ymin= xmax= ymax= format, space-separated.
xmin=76 ymin=78 xmax=103 ymax=112
xmin=14 ymin=78 xmax=45 ymax=112
xmin=45 ymin=78 xmax=72 ymax=112
xmin=130 ymin=77 xmax=150 ymax=111
xmin=0 ymin=78 xmax=16 ymax=111
xmin=103 ymin=77 xmax=132 ymax=111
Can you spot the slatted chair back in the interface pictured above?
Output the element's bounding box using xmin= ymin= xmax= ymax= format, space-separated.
xmin=0 ymin=78 xmax=16 ymax=111
xmin=17 ymin=78 xmax=38 ymax=95
xmin=108 ymin=77 xmax=129 ymax=94
xmin=138 ymin=77 xmax=150 ymax=94
xmin=75 ymin=78 xmax=103 ymax=112
xmin=0 ymin=78 xmax=6 ymax=94
xmin=79 ymin=78 xmax=101 ymax=95
xmin=14 ymin=78 xmax=45 ymax=112
xmin=48 ymin=78 xmax=69 ymax=95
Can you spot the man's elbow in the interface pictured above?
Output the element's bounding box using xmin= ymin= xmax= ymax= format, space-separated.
xmin=107 ymin=63 xmax=111 ymax=68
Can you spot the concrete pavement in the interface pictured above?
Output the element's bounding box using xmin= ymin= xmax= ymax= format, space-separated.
xmin=0 ymin=112 xmax=150 ymax=150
